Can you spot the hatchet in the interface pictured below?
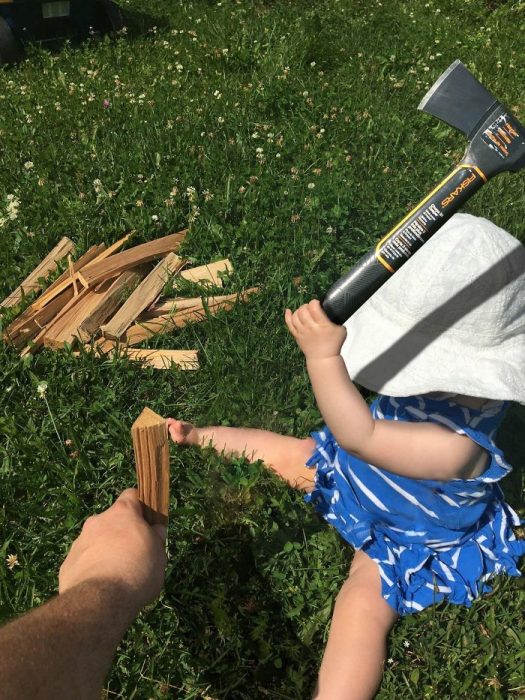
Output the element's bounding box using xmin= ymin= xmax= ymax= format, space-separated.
xmin=322 ymin=59 xmax=525 ymax=324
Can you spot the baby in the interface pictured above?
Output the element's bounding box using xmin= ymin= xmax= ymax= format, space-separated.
xmin=167 ymin=213 xmax=525 ymax=699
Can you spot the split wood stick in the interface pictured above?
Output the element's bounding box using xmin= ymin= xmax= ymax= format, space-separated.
xmin=76 ymin=269 xmax=146 ymax=343
xmin=21 ymin=288 xmax=91 ymax=356
xmin=77 ymin=345 xmax=199 ymax=370
xmin=122 ymin=288 xmax=260 ymax=347
xmin=76 ymin=233 xmax=133 ymax=287
xmin=68 ymin=255 xmax=79 ymax=296
xmin=4 ymin=286 xmax=75 ymax=348
xmin=101 ymin=253 xmax=184 ymax=340
xmin=31 ymin=244 xmax=106 ymax=312
xmin=79 ymin=230 xmax=187 ymax=287
xmin=0 ymin=237 xmax=75 ymax=309
xmin=45 ymin=282 xmax=115 ymax=349
xmin=139 ymin=296 xmax=204 ymax=320
xmin=131 ymin=407 xmax=170 ymax=526
xmin=122 ymin=348 xmax=198 ymax=369
xmin=178 ymin=259 xmax=232 ymax=286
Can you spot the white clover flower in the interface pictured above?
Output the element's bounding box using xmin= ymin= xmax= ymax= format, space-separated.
xmin=6 ymin=554 xmax=19 ymax=570
xmin=24 ymin=161 xmax=34 ymax=170
xmin=37 ymin=381 xmax=48 ymax=399
xmin=307 ymin=182 xmax=315 ymax=189
xmin=151 ymin=214 xmax=159 ymax=222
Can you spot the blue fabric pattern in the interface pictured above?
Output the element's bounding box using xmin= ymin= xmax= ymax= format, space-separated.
xmin=304 ymin=394 xmax=525 ymax=616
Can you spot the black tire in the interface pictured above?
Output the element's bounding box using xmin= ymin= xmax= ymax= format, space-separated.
xmin=0 ymin=17 xmax=24 ymax=64
xmin=96 ymin=0 xmax=124 ymax=34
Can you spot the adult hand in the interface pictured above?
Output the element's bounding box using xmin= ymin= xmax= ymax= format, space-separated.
xmin=59 ymin=488 xmax=167 ymax=612
xmin=285 ymin=299 xmax=347 ymax=360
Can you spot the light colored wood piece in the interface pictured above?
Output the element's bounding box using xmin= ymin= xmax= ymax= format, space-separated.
xmin=178 ymin=259 xmax=232 ymax=286
xmin=79 ymin=230 xmax=187 ymax=287
xmin=4 ymin=286 xmax=75 ymax=348
xmin=0 ymin=236 xmax=75 ymax=309
xmin=81 ymin=233 xmax=132 ymax=269
xmin=76 ymin=269 xmax=146 ymax=342
xmin=20 ymin=288 xmax=91 ymax=356
xmin=124 ymin=348 xmax=199 ymax=370
xmin=78 ymin=344 xmax=198 ymax=370
xmin=68 ymin=255 xmax=79 ymax=296
xmin=139 ymin=296 xmax=203 ymax=320
xmin=131 ymin=407 xmax=170 ymax=526
xmin=101 ymin=253 xmax=183 ymax=340
xmin=44 ymin=282 xmax=114 ymax=349
xmin=123 ymin=288 xmax=259 ymax=347
xmin=31 ymin=244 xmax=106 ymax=311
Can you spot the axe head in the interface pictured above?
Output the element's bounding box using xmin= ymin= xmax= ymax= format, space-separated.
xmin=419 ymin=59 xmax=525 ymax=177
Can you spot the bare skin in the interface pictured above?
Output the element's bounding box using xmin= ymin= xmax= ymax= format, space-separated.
xmin=167 ymin=299 xmax=491 ymax=699
xmin=0 ymin=489 xmax=166 ymax=700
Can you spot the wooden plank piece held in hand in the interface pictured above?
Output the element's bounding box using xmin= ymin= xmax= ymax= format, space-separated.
xmin=79 ymin=230 xmax=187 ymax=287
xmin=101 ymin=253 xmax=183 ymax=340
xmin=0 ymin=236 xmax=75 ymax=309
xmin=131 ymin=407 xmax=170 ymax=525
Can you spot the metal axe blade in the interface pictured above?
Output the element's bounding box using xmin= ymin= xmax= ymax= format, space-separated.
xmin=418 ymin=59 xmax=498 ymax=138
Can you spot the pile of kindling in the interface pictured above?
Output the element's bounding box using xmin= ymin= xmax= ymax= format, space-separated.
xmin=1 ymin=230 xmax=256 ymax=370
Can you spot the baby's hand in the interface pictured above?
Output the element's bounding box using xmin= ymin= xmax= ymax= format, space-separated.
xmin=285 ymin=299 xmax=347 ymax=360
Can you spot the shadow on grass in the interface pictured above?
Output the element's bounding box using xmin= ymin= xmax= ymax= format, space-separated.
xmin=161 ymin=499 xmax=329 ymax=698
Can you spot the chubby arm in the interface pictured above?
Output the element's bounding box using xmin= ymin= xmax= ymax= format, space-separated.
xmin=285 ymin=300 xmax=488 ymax=481
xmin=0 ymin=489 xmax=167 ymax=700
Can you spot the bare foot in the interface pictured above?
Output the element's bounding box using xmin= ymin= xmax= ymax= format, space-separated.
xmin=166 ymin=418 xmax=199 ymax=446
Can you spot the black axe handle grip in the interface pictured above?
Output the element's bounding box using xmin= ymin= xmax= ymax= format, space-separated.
xmin=322 ymin=163 xmax=486 ymax=324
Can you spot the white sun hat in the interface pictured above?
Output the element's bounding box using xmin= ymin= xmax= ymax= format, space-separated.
xmin=341 ymin=213 xmax=525 ymax=404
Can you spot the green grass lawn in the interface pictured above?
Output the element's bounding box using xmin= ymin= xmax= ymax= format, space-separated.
xmin=1 ymin=0 xmax=524 ymax=697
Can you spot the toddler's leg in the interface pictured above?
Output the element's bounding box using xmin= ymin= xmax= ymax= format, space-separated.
xmin=313 ymin=550 xmax=398 ymax=700
xmin=167 ymin=419 xmax=316 ymax=492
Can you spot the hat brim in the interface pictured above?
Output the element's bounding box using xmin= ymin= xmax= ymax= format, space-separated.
xmin=342 ymin=298 xmax=525 ymax=404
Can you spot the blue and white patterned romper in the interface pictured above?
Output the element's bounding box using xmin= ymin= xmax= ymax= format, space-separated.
xmin=305 ymin=394 xmax=525 ymax=616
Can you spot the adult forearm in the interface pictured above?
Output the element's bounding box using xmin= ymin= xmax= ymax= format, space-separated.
xmin=306 ymin=356 xmax=374 ymax=450
xmin=0 ymin=579 xmax=138 ymax=700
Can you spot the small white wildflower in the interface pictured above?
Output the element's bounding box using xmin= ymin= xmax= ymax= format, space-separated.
xmin=6 ymin=554 xmax=19 ymax=570
xmin=326 ymin=226 xmax=334 ymax=234
xmin=6 ymin=196 xmax=20 ymax=220
xmin=307 ymin=182 xmax=315 ymax=189
xmin=24 ymin=161 xmax=34 ymax=170
xmin=151 ymin=214 xmax=159 ymax=222
xmin=37 ymin=381 xmax=48 ymax=399
xmin=403 ymin=640 xmax=410 ymax=648
xmin=387 ymin=657 xmax=394 ymax=664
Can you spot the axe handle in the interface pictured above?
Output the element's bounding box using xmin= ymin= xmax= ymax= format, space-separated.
xmin=322 ymin=163 xmax=486 ymax=324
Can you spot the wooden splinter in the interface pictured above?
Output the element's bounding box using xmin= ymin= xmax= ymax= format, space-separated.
xmin=131 ymin=407 xmax=170 ymax=526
